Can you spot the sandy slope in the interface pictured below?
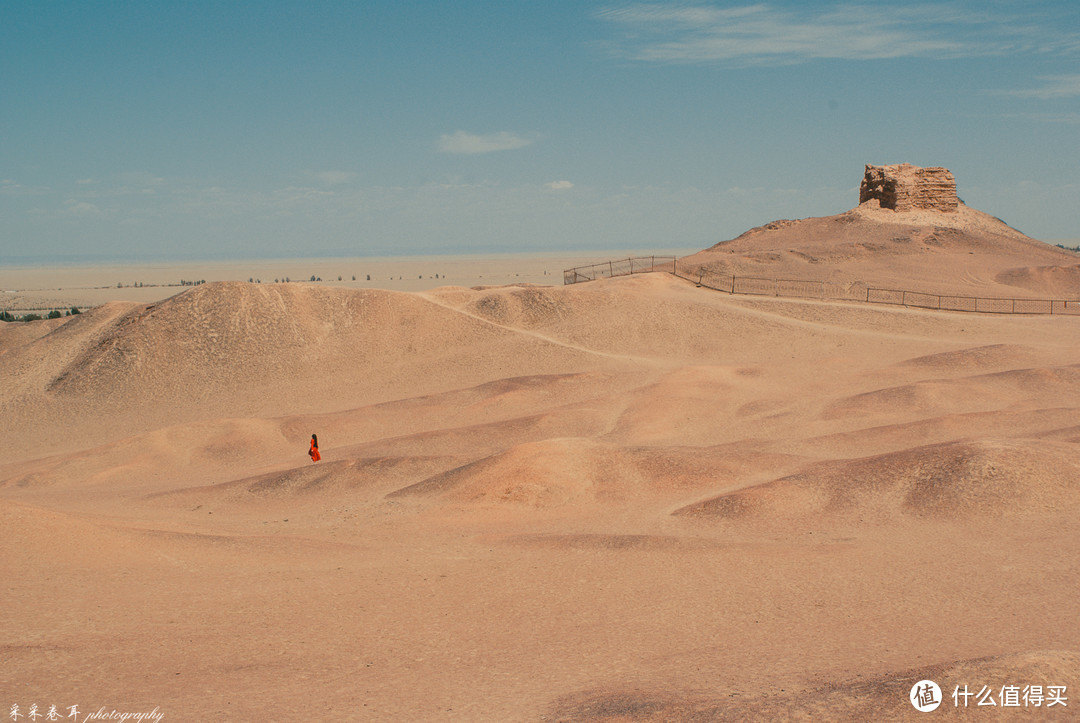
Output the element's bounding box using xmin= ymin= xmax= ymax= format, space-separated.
xmin=679 ymin=201 xmax=1080 ymax=298
xmin=2 ymin=264 xmax=1079 ymax=721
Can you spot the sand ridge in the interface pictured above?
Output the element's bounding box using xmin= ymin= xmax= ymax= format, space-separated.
xmin=677 ymin=438 xmax=1080 ymax=524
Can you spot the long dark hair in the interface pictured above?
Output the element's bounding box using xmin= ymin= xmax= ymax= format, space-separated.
xmin=311 ymin=433 xmax=318 ymax=448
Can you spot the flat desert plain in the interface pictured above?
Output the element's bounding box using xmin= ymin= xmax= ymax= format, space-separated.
xmin=0 ymin=251 xmax=677 ymax=314
xmin=2 ymin=235 xmax=1080 ymax=720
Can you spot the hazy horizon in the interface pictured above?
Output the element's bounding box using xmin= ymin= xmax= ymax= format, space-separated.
xmin=0 ymin=244 xmax=702 ymax=271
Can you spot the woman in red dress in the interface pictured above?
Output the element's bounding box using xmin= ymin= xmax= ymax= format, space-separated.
xmin=308 ymin=433 xmax=321 ymax=462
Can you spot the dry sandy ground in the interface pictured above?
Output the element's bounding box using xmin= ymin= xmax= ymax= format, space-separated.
xmin=2 ymin=240 xmax=1080 ymax=720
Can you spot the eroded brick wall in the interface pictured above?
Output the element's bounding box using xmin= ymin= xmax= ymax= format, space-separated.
xmin=859 ymin=163 xmax=958 ymax=212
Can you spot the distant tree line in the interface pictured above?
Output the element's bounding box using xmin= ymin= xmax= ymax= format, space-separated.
xmin=1 ymin=307 xmax=81 ymax=323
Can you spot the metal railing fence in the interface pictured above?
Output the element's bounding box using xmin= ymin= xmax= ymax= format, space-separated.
xmin=563 ymin=256 xmax=677 ymax=285
xmin=564 ymin=256 xmax=1080 ymax=316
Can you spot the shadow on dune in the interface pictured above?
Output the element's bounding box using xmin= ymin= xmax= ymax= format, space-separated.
xmin=147 ymin=455 xmax=457 ymax=506
xmin=676 ymin=439 xmax=1080 ymax=524
xmin=549 ymin=649 xmax=1079 ymax=721
xmin=821 ymin=364 xmax=1080 ymax=423
xmin=388 ymin=438 xmax=803 ymax=510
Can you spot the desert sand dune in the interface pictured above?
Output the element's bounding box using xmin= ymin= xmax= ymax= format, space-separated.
xmin=676 ymin=438 xmax=1080 ymax=524
xmin=389 ymin=438 xmax=803 ymax=513
xmin=0 ymin=418 xmax=295 ymax=501
xmin=156 ymin=456 xmax=456 ymax=509
xmin=3 ymin=217 xmax=1080 ymax=720
xmin=898 ymin=342 xmax=1040 ymax=370
xmin=0 ymin=314 xmax=65 ymax=352
xmin=996 ymin=264 xmax=1080 ymax=297
xmin=821 ymin=363 xmax=1080 ymax=423
xmin=0 ymin=282 xmax=624 ymax=457
xmin=791 ymin=407 xmax=1080 ymax=459
xmin=390 ymin=437 xmax=639 ymax=509
xmin=1037 ymin=424 xmax=1080 ymax=444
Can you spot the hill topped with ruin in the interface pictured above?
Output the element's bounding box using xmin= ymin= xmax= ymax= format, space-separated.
xmin=680 ymin=164 xmax=1080 ymax=298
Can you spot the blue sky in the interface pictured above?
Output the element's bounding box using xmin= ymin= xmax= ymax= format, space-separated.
xmin=2 ymin=1 xmax=1078 ymax=262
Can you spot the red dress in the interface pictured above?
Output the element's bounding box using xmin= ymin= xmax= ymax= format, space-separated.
xmin=309 ymin=439 xmax=321 ymax=462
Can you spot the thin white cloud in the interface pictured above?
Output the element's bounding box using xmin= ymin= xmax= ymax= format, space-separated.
xmin=596 ymin=2 xmax=1079 ymax=65
xmin=63 ymin=200 xmax=104 ymax=216
xmin=117 ymin=171 xmax=165 ymax=187
xmin=546 ymin=180 xmax=574 ymax=190
xmin=992 ymin=74 xmax=1080 ymax=100
xmin=306 ymin=170 xmax=357 ymax=186
xmin=438 ymin=130 xmax=534 ymax=154
xmin=0 ymin=180 xmax=51 ymax=196
xmin=997 ymin=111 xmax=1080 ymax=125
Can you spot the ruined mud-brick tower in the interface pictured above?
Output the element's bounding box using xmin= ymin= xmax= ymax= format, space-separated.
xmin=859 ymin=163 xmax=958 ymax=212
